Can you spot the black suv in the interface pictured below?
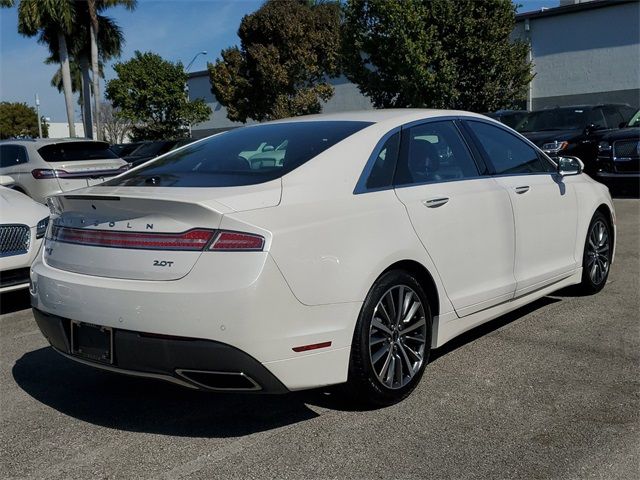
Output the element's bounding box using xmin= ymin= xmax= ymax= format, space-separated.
xmin=515 ymin=104 xmax=637 ymax=174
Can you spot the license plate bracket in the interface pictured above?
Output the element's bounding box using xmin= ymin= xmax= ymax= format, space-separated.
xmin=70 ymin=321 xmax=113 ymax=364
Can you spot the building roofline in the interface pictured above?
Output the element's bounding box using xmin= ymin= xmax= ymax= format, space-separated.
xmin=188 ymin=70 xmax=208 ymax=79
xmin=516 ymin=0 xmax=636 ymax=21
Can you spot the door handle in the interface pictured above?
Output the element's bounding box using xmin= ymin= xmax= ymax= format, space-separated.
xmin=422 ymin=197 xmax=449 ymax=208
xmin=514 ymin=185 xmax=530 ymax=194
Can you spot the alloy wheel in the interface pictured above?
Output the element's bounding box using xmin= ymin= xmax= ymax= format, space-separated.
xmin=368 ymin=285 xmax=427 ymax=390
xmin=586 ymin=219 xmax=610 ymax=285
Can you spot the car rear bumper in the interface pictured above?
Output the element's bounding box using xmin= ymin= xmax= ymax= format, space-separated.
xmin=30 ymin=251 xmax=361 ymax=391
xmin=33 ymin=308 xmax=289 ymax=393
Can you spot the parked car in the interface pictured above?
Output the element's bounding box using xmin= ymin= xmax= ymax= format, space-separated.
xmin=110 ymin=142 xmax=146 ymax=158
xmin=515 ymin=104 xmax=636 ymax=174
xmin=124 ymin=138 xmax=197 ymax=167
xmin=31 ymin=110 xmax=615 ymax=405
xmin=0 ymin=176 xmax=49 ymax=293
xmin=0 ymin=139 xmax=129 ymax=204
xmin=485 ymin=110 xmax=527 ymax=129
xmin=593 ymin=109 xmax=640 ymax=189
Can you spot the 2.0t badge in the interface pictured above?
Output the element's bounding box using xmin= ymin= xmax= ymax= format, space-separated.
xmin=153 ymin=260 xmax=174 ymax=267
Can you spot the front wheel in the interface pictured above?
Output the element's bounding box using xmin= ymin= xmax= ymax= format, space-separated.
xmin=579 ymin=211 xmax=612 ymax=294
xmin=346 ymin=270 xmax=433 ymax=406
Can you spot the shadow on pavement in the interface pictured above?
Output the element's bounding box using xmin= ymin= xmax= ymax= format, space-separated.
xmin=12 ymin=294 xmax=565 ymax=432
xmin=0 ymin=289 xmax=31 ymax=315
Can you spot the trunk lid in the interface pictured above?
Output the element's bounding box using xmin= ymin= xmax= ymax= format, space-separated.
xmin=44 ymin=181 xmax=280 ymax=280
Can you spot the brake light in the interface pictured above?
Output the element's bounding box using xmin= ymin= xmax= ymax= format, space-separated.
xmin=49 ymin=226 xmax=215 ymax=251
xmin=32 ymin=169 xmax=59 ymax=179
xmin=209 ymin=231 xmax=265 ymax=251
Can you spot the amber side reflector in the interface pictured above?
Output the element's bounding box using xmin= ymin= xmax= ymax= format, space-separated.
xmin=292 ymin=341 xmax=332 ymax=352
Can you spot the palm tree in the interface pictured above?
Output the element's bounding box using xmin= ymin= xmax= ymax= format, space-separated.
xmin=16 ymin=0 xmax=78 ymax=137
xmin=47 ymin=56 xmax=104 ymax=129
xmin=85 ymin=0 xmax=137 ymax=140
xmin=44 ymin=10 xmax=124 ymax=138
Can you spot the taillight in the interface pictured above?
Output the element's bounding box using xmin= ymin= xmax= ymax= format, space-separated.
xmin=49 ymin=226 xmax=215 ymax=251
xmin=32 ymin=169 xmax=58 ymax=179
xmin=209 ymin=231 xmax=265 ymax=251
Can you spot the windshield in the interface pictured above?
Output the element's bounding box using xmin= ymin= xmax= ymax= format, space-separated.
xmin=38 ymin=141 xmax=119 ymax=162
xmin=515 ymin=108 xmax=603 ymax=132
xmin=627 ymin=110 xmax=640 ymax=128
xmin=106 ymin=121 xmax=372 ymax=187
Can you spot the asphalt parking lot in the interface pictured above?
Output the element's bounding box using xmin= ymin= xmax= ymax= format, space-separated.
xmin=1 ymin=199 xmax=638 ymax=480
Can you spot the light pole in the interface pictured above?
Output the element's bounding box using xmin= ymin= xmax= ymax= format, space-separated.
xmin=184 ymin=51 xmax=207 ymax=138
xmin=35 ymin=93 xmax=42 ymax=138
xmin=186 ymin=51 xmax=207 ymax=72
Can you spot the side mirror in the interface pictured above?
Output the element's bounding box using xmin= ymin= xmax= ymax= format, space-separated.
xmin=557 ymin=156 xmax=583 ymax=177
xmin=0 ymin=175 xmax=16 ymax=187
xmin=263 ymin=145 xmax=275 ymax=152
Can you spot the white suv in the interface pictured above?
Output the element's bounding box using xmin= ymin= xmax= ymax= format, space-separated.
xmin=0 ymin=139 xmax=128 ymax=203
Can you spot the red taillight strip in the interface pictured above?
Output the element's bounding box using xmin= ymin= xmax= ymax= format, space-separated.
xmin=32 ymin=165 xmax=128 ymax=180
xmin=209 ymin=231 xmax=265 ymax=251
xmin=49 ymin=226 xmax=215 ymax=251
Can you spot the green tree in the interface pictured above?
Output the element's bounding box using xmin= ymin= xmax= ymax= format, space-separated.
xmin=14 ymin=0 xmax=78 ymax=136
xmin=209 ymin=0 xmax=341 ymax=122
xmin=0 ymin=102 xmax=49 ymax=139
xmin=341 ymin=0 xmax=532 ymax=112
xmin=105 ymin=51 xmax=212 ymax=141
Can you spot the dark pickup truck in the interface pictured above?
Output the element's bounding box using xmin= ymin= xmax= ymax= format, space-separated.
xmin=593 ymin=110 xmax=639 ymax=191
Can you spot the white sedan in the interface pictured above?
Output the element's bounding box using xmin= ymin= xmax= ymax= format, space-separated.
xmin=30 ymin=110 xmax=615 ymax=405
xmin=1 ymin=176 xmax=49 ymax=293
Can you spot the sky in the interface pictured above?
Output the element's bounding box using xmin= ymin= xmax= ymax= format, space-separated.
xmin=0 ymin=0 xmax=559 ymax=122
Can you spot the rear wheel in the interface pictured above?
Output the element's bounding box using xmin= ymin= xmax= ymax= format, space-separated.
xmin=579 ymin=211 xmax=612 ymax=294
xmin=347 ymin=270 xmax=432 ymax=406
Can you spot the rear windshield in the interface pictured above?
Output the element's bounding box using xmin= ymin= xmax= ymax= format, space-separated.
xmin=39 ymin=141 xmax=120 ymax=162
xmin=106 ymin=121 xmax=371 ymax=187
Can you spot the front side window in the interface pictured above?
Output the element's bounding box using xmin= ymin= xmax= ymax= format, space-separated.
xmin=0 ymin=145 xmax=28 ymax=168
xmin=395 ymin=121 xmax=480 ymax=186
xmin=466 ymin=121 xmax=554 ymax=175
xmin=107 ymin=121 xmax=371 ymax=188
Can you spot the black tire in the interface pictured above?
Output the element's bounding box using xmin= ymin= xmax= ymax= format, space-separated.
xmin=578 ymin=211 xmax=612 ymax=294
xmin=346 ymin=269 xmax=433 ymax=407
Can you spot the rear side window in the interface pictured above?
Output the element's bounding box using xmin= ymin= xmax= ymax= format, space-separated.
xmin=107 ymin=121 xmax=372 ymax=188
xmin=465 ymin=121 xmax=554 ymax=175
xmin=38 ymin=141 xmax=119 ymax=162
xmin=0 ymin=145 xmax=28 ymax=168
xmin=395 ymin=121 xmax=480 ymax=185
xmin=365 ymin=132 xmax=400 ymax=189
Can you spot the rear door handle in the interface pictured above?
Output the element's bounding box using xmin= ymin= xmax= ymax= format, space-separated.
xmin=514 ymin=185 xmax=530 ymax=194
xmin=422 ymin=197 xmax=449 ymax=208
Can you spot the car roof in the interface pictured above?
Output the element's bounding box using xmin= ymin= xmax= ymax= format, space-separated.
xmin=268 ymin=109 xmax=488 ymax=125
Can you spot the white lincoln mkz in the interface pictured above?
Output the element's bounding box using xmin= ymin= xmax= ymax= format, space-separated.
xmin=31 ymin=110 xmax=615 ymax=405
